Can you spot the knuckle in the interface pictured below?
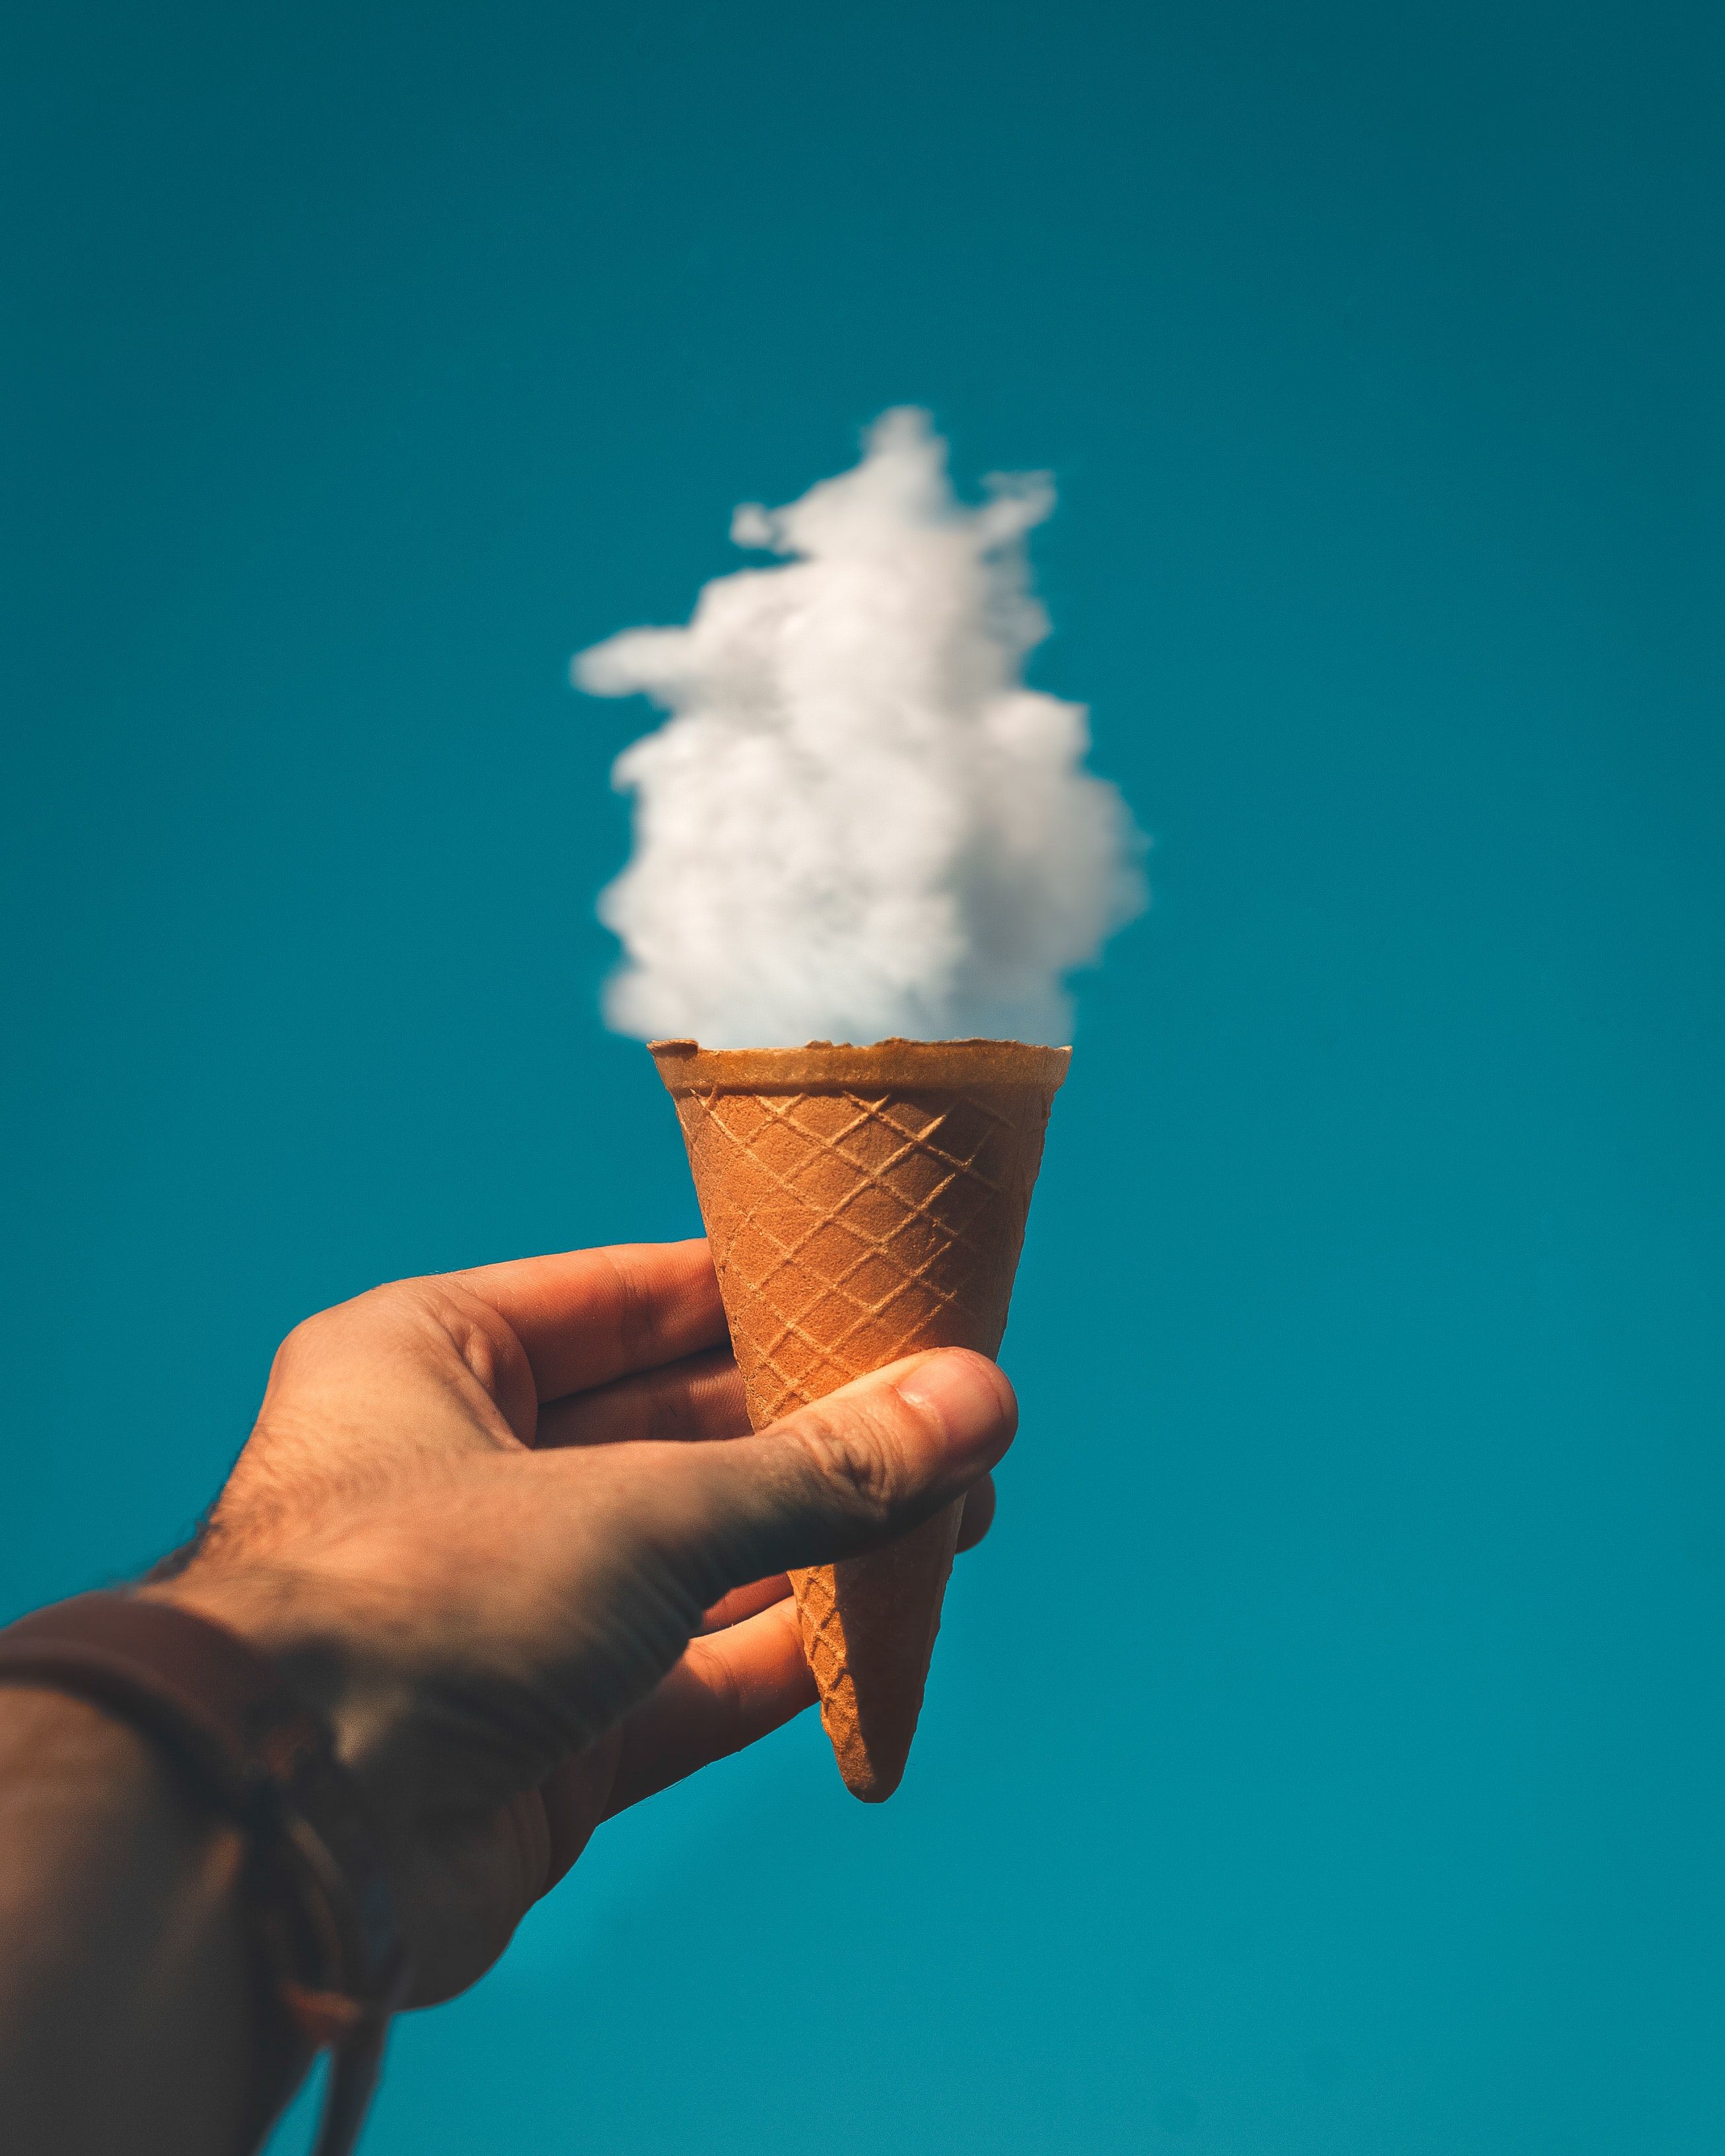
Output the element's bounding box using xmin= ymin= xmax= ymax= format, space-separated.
xmin=697 ymin=1633 xmax=746 ymax=1731
xmin=602 ymin=1246 xmax=670 ymax=1370
xmin=786 ymin=1403 xmax=904 ymax=1529
xmin=279 ymin=1305 xmax=335 ymax=1353
xmin=422 ymin=1280 xmax=533 ymax=1399
xmin=269 ymin=1307 xmax=335 ymax=1381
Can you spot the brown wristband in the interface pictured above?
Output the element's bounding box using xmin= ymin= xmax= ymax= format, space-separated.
xmin=0 ymin=1590 xmax=410 ymax=2156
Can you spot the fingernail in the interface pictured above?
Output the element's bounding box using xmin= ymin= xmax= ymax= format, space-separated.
xmin=893 ymin=1352 xmax=1011 ymax=1469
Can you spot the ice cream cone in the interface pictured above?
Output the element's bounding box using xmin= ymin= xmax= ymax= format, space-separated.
xmin=650 ymin=1036 xmax=1070 ymax=1800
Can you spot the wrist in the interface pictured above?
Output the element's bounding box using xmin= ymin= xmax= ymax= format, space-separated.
xmin=0 ymin=1680 xmax=294 ymax=2155
xmin=0 ymin=1588 xmax=409 ymax=2151
xmin=139 ymin=1568 xmax=420 ymax=1840
xmin=0 ymin=1678 xmax=240 ymax=1968
xmin=0 ymin=1678 xmax=171 ymax=1817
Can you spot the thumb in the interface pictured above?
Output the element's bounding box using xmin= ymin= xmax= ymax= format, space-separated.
xmin=662 ymin=1348 xmax=1018 ymax=1602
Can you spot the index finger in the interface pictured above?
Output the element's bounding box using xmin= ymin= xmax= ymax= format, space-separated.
xmin=448 ymin=1239 xmax=728 ymax=1401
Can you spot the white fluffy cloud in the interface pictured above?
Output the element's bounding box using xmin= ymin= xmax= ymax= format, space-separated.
xmin=575 ymin=409 xmax=1144 ymax=1048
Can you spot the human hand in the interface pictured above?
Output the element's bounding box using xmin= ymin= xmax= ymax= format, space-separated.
xmin=149 ymin=1240 xmax=1015 ymax=2006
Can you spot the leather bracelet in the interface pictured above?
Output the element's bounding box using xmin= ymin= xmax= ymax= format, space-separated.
xmin=0 ymin=1590 xmax=411 ymax=2156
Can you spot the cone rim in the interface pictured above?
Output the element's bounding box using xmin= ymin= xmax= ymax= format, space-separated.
xmin=648 ymin=1037 xmax=1072 ymax=1094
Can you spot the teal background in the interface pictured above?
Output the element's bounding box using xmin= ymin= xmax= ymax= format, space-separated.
xmin=3 ymin=3 xmax=1722 ymax=2151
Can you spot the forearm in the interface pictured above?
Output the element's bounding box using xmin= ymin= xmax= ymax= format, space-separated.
xmin=0 ymin=1685 xmax=306 ymax=2156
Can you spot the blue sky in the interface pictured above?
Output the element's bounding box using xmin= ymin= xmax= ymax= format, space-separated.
xmin=3 ymin=3 xmax=1722 ymax=2151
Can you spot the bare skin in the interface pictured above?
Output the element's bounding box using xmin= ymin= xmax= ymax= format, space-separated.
xmin=0 ymin=1237 xmax=1016 ymax=2154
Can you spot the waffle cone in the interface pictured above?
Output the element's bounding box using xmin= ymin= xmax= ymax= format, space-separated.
xmin=651 ymin=1036 xmax=1069 ymax=1800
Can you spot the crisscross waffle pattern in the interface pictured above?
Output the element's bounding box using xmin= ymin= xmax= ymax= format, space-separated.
xmin=661 ymin=1055 xmax=1062 ymax=1799
xmin=672 ymin=1086 xmax=1050 ymax=1428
